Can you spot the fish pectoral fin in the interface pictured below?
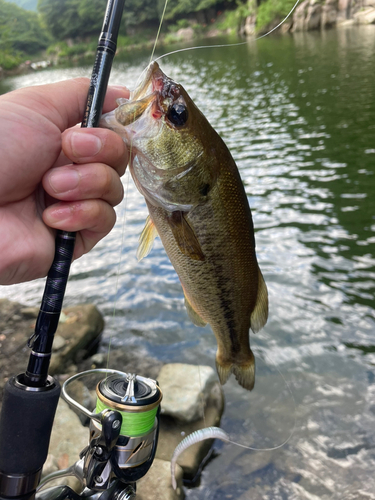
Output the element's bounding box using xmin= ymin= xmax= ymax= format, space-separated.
xmin=250 ymin=268 xmax=269 ymax=333
xmin=184 ymin=293 xmax=207 ymax=327
xmin=137 ymin=216 xmax=159 ymax=262
xmin=167 ymin=211 xmax=205 ymax=261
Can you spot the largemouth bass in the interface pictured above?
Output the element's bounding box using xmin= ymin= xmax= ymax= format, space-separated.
xmin=101 ymin=62 xmax=268 ymax=390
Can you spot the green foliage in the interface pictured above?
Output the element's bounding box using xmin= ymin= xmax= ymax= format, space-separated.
xmin=167 ymin=18 xmax=190 ymax=33
xmin=5 ymin=0 xmax=38 ymax=11
xmin=123 ymin=0 xmax=159 ymax=26
xmin=216 ymin=2 xmax=249 ymax=32
xmin=0 ymin=50 xmax=23 ymax=70
xmin=256 ymin=0 xmax=296 ymax=30
xmin=0 ymin=0 xmax=49 ymax=56
xmin=38 ymin=0 xmax=90 ymax=39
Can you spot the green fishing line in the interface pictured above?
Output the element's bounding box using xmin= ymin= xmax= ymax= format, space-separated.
xmin=96 ymin=398 xmax=158 ymax=437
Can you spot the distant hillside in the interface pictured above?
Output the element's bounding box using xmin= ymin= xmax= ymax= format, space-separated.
xmin=5 ymin=0 xmax=37 ymax=11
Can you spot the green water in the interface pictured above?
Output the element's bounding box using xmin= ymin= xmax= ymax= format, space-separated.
xmin=1 ymin=25 xmax=375 ymax=499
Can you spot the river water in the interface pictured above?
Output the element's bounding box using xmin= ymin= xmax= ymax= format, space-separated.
xmin=2 ymin=25 xmax=375 ymax=499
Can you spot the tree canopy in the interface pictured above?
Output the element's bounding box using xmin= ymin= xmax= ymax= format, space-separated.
xmin=0 ymin=0 xmax=49 ymax=54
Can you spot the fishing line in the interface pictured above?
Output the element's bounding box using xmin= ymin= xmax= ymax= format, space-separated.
xmin=154 ymin=0 xmax=300 ymax=63
xmin=224 ymin=348 xmax=297 ymax=451
xmin=150 ymin=0 xmax=170 ymax=63
xmin=105 ymin=166 xmax=131 ymax=372
xmin=105 ymin=0 xmax=169 ymax=371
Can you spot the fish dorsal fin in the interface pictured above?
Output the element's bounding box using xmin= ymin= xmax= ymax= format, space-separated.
xmin=250 ymin=268 xmax=269 ymax=333
xmin=167 ymin=211 xmax=205 ymax=261
xmin=184 ymin=292 xmax=207 ymax=327
xmin=137 ymin=216 xmax=159 ymax=262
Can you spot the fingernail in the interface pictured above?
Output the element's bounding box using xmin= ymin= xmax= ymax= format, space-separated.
xmin=49 ymin=168 xmax=80 ymax=193
xmin=48 ymin=205 xmax=72 ymax=222
xmin=71 ymin=131 xmax=102 ymax=157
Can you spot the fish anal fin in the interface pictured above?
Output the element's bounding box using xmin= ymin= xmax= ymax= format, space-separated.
xmin=168 ymin=211 xmax=205 ymax=261
xmin=250 ymin=268 xmax=268 ymax=334
xmin=137 ymin=215 xmax=159 ymax=262
xmin=216 ymin=351 xmax=255 ymax=391
xmin=184 ymin=293 xmax=207 ymax=327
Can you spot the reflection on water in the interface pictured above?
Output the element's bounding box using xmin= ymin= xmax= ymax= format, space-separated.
xmin=2 ymin=25 xmax=375 ymax=498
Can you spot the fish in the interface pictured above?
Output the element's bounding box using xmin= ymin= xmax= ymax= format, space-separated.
xmin=101 ymin=61 xmax=268 ymax=391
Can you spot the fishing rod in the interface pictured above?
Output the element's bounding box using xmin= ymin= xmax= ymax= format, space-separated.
xmin=0 ymin=1 xmax=126 ymax=499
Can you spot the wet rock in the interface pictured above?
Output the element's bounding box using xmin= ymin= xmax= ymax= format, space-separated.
xmin=137 ymin=458 xmax=184 ymax=500
xmin=156 ymin=364 xmax=224 ymax=481
xmin=158 ymin=363 xmax=218 ymax=423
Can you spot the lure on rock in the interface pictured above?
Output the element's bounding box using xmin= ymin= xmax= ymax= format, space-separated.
xmin=101 ymin=61 xmax=268 ymax=391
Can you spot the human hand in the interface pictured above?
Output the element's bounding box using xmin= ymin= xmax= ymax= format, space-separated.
xmin=0 ymin=78 xmax=129 ymax=285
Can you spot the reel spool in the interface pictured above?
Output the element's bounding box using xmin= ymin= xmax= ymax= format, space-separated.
xmin=92 ymin=373 xmax=162 ymax=469
xmin=60 ymin=368 xmax=163 ymax=488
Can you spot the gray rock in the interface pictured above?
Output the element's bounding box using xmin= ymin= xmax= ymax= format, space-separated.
xmin=49 ymin=304 xmax=104 ymax=374
xmin=306 ymin=3 xmax=322 ymax=30
xmin=353 ymin=7 xmax=375 ymax=23
xmin=137 ymin=458 xmax=184 ymax=500
xmin=42 ymin=398 xmax=89 ymax=491
xmin=156 ymin=365 xmax=224 ymax=480
xmin=48 ymin=398 xmax=89 ymax=468
xmin=292 ymin=0 xmax=310 ymax=31
xmin=158 ymin=364 xmax=217 ymax=423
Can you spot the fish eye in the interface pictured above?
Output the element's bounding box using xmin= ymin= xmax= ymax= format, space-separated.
xmin=167 ymin=99 xmax=188 ymax=127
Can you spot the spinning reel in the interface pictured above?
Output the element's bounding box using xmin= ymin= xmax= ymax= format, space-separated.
xmin=38 ymin=369 xmax=162 ymax=499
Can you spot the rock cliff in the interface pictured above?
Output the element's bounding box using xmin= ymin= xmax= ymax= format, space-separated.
xmin=245 ymin=0 xmax=375 ymax=36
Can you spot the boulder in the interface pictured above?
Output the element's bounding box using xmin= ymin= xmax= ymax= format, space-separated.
xmin=292 ymin=0 xmax=310 ymax=31
xmin=353 ymin=6 xmax=375 ymax=23
xmin=49 ymin=305 xmax=104 ymax=374
xmin=137 ymin=458 xmax=184 ymax=500
xmin=156 ymin=364 xmax=224 ymax=481
xmin=322 ymin=2 xmax=338 ymax=27
xmin=305 ymin=2 xmax=322 ymax=30
xmin=157 ymin=363 xmax=218 ymax=423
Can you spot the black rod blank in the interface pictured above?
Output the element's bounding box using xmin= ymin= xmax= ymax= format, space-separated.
xmin=25 ymin=0 xmax=126 ymax=388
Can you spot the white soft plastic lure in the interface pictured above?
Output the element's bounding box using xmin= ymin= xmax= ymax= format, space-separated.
xmin=171 ymin=426 xmax=230 ymax=490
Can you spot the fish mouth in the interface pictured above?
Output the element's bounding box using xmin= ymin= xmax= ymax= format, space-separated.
xmin=115 ymin=62 xmax=182 ymax=127
xmin=132 ymin=61 xmax=164 ymax=101
xmin=113 ymin=62 xmax=167 ymax=128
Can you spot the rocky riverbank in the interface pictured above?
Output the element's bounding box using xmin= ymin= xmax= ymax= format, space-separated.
xmin=243 ymin=0 xmax=375 ymax=36
xmin=0 ymin=299 xmax=224 ymax=499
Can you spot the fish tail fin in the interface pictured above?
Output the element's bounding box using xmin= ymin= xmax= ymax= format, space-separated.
xmin=215 ymin=358 xmax=232 ymax=386
xmin=215 ymin=350 xmax=255 ymax=391
xmin=250 ymin=268 xmax=268 ymax=333
xmin=232 ymin=353 xmax=255 ymax=391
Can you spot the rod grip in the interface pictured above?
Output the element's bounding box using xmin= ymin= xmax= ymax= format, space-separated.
xmin=0 ymin=376 xmax=60 ymax=477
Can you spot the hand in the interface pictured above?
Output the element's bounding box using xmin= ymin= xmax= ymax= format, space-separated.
xmin=0 ymin=78 xmax=129 ymax=285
